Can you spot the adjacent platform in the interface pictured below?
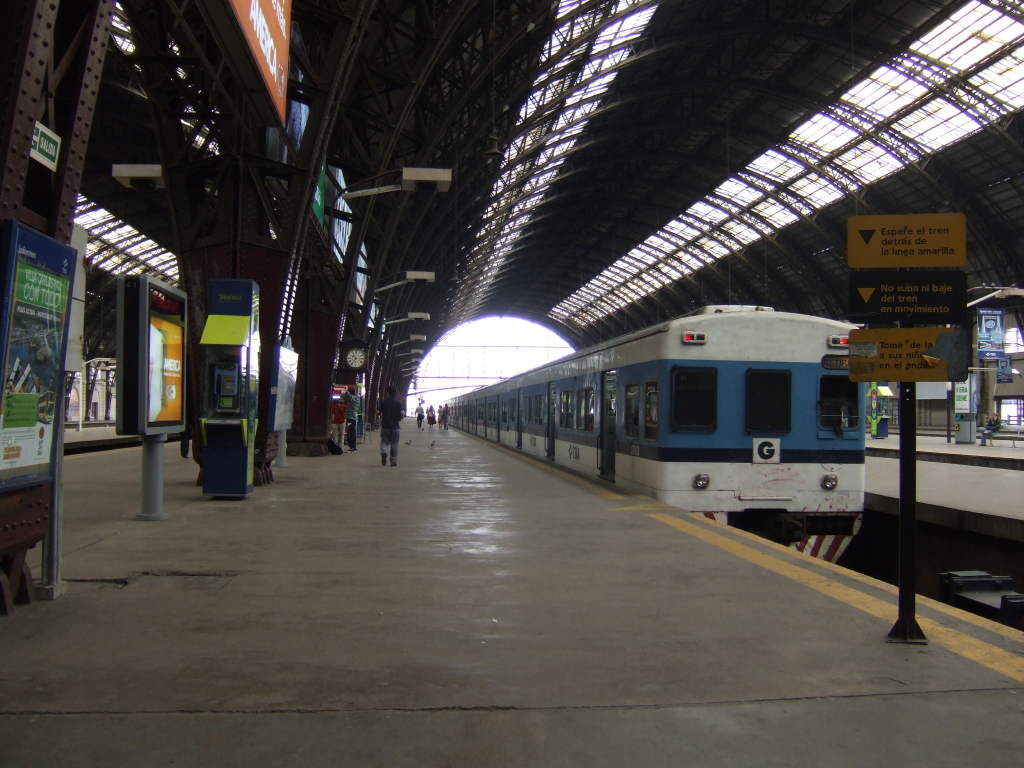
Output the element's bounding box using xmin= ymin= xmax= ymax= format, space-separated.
xmin=3 ymin=423 xmax=1023 ymax=766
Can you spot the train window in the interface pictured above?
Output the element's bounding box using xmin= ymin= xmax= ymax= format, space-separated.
xmin=534 ymin=394 xmax=544 ymax=425
xmin=671 ymin=367 xmax=716 ymax=431
xmin=560 ymin=390 xmax=576 ymax=428
xmin=644 ymin=382 xmax=658 ymax=439
xmin=819 ymin=376 xmax=860 ymax=435
xmin=489 ymin=402 xmax=498 ymax=424
xmin=625 ymin=384 xmax=641 ymax=437
xmin=577 ymin=388 xmax=595 ymax=431
xmin=746 ymin=369 xmax=791 ymax=434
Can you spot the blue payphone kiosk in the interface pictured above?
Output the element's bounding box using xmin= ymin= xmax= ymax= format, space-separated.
xmin=199 ymin=279 xmax=259 ymax=497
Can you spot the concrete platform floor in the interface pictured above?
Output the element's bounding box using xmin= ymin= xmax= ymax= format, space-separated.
xmin=4 ymin=423 xmax=1024 ymax=766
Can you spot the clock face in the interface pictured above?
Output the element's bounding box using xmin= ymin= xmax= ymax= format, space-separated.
xmin=345 ymin=347 xmax=367 ymax=369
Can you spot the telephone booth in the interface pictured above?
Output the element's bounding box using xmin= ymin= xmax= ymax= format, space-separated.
xmin=199 ymin=279 xmax=259 ymax=497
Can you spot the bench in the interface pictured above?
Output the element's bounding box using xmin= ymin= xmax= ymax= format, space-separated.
xmin=979 ymin=426 xmax=1024 ymax=447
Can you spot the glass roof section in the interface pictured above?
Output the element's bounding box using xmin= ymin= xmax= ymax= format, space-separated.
xmin=452 ymin=0 xmax=660 ymax=323
xmin=551 ymin=0 xmax=1024 ymax=328
xmin=74 ymin=196 xmax=180 ymax=283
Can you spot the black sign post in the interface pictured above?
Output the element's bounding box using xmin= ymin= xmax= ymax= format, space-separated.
xmin=887 ymin=378 xmax=927 ymax=644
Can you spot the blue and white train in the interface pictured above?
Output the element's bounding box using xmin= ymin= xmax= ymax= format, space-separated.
xmin=448 ymin=306 xmax=865 ymax=561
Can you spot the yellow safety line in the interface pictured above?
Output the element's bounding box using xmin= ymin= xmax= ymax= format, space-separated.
xmin=650 ymin=512 xmax=1024 ymax=684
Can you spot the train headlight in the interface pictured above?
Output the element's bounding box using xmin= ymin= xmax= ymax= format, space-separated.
xmin=693 ymin=473 xmax=710 ymax=490
xmin=821 ymin=473 xmax=839 ymax=491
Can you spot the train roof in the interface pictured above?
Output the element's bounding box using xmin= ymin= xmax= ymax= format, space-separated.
xmin=455 ymin=307 xmax=854 ymax=399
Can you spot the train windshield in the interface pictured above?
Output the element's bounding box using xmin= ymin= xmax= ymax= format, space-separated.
xmin=819 ymin=376 xmax=860 ymax=435
xmin=745 ymin=369 xmax=791 ymax=434
xmin=671 ymin=367 xmax=716 ymax=431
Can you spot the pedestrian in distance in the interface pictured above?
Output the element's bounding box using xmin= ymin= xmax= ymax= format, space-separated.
xmin=378 ymin=385 xmax=405 ymax=466
xmin=440 ymin=404 xmax=449 ymax=431
xmin=329 ymin=391 xmax=347 ymax=454
xmin=415 ymin=402 xmax=425 ymax=430
xmin=344 ymin=385 xmax=359 ymax=452
xmin=426 ymin=405 xmax=436 ymax=429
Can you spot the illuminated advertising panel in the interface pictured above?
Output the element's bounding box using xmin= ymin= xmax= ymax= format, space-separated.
xmin=228 ymin=0 xmax=291 ymax=125
xmin=0 ymin=221 xmax=76 ymax=491
xmin=148 ymin=288 xmax=186 ymax=426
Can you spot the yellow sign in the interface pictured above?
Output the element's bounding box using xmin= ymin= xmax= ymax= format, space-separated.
xmin=848 ymin=327 xmax=960 ymax=382
xmin=847 ymin=213 xmax=966 ymax=268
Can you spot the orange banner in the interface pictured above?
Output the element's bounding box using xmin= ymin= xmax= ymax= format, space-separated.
xmin=228 ymin=0 xmax=291 ymax=124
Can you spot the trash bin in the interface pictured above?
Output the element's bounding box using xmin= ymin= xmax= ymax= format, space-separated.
xmin=873 ymin=416 xmax=889 ymax=438
xmin=954 ymin=415 xmax=975 ymax=444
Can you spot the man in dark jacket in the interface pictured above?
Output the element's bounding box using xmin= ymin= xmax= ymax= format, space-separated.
xmin=378 ymin=386 xmax=404 ymax=466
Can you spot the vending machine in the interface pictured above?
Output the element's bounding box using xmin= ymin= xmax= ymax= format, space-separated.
xmin=199 ymin=279 xmax=259 ymax=497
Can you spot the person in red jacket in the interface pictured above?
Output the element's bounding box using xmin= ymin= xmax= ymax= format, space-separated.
xmin=330 ymin=392 xmax=347 ymax=453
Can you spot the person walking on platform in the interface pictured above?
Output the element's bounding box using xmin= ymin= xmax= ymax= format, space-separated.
xmin=344 ymin=385 xmax=359 ymax=452
xmin=378 ymin=386 xmax=404 ymax=466
xmin=439 ymin=404 xmax=447 ymax=431
xmin=426 ymin=405 xmax=436 ymax=429
xmin=415 ymin=402 xmax=425 ymax=430
xmin=329 ymin=391 xmax=347 ymax=454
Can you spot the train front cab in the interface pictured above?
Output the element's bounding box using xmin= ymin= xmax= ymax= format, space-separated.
xmin=610 ymin=357 xmax=864 ymax=558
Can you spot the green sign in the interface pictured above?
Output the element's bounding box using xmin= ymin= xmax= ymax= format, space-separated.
xmin=311 ymin=159 xmax=327 ymax=224
xmin=31 ymin=122 xmax=61 ymax=172
xmin=4 ymin=393 xmax=39 ymax=428
xmin=16 ymin=262 xmax=69 ymax=313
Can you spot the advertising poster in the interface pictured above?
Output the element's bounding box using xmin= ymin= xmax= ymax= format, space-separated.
xmin=148 ymin=311 xmax=185 ymax=424
xmin=953 ymin=380 xmax=971 ymax=413
xmin=0 ymin=223 xmax=75 ymax=488
xmin=977 ymin=308 xmax=1005 ymax=359
xmin=996 ymin=356 xmax=1014 ymax=384
xmin=271 ymin=344 xmax=298 ymax=432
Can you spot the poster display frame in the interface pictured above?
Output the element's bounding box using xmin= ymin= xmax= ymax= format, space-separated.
xmin=116 ymin=275 xmax=187 ymax=436
xmin=0 ymin=220 xmax=77 ymax=493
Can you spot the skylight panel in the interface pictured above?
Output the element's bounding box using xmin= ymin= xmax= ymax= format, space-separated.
xmin=664 ymin=219 xmax=702 ymax=241
xmin=834 ymin=140 xmax=905 ymax=184
xmin=721 ymin=219 xmax=760 ymax=245
xmin=687 ymin=200 xmax=729 ymax=225
xmin=747 ymin=149 xmax=804 ymax=184
xmin=695 ymin=237 xmax=729 ymax=259
xmin=912 ymin=3 xmax=1023 ymax=72
xmin=715 ymin=177 xmax=763 ymax=207
xmin=788 ymin=173 xmax=845 ymax=209
xmin=971 ymin=49 xmax=1024 ymax=109
xmin=751 ymin=199 xmax=798 ymax=228
xmin=842 ymin=65 xmax=929 ymax=119
xmin=894 ymin=97 xmax=983 ymax=152
xmin=790 ymin=112 xmax=859 ymax=155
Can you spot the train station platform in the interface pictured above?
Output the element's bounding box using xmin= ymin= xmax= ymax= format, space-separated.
xmin=4 ymin=424 xmax=1024 ymax=766
xmin=865 ymin=433 xmax=1024 ymax=542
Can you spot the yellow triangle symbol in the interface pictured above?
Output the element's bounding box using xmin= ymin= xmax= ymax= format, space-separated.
xmin=921 ymin=354 xmax=941 ymax=368
xmin=857 ymin=286 xmax=876 ymax=303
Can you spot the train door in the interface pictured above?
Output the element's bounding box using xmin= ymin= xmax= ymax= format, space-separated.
xmin=601 ymin=371 xmax=617 ymax=480
xmin=515 ymin=390 xmax=523 ymax=450
xmin=546 ymin=382 xmax=557 ymax=459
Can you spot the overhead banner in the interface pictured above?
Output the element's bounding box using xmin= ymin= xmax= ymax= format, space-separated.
xmin=228 ymin=0 xmax=291 ymax=125
xmin=976 ymin=307 xmax=1004 ymax=359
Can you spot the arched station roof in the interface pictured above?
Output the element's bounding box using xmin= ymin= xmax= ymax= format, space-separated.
xmin=77 ymin=0 xmax=1024 ymax=359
